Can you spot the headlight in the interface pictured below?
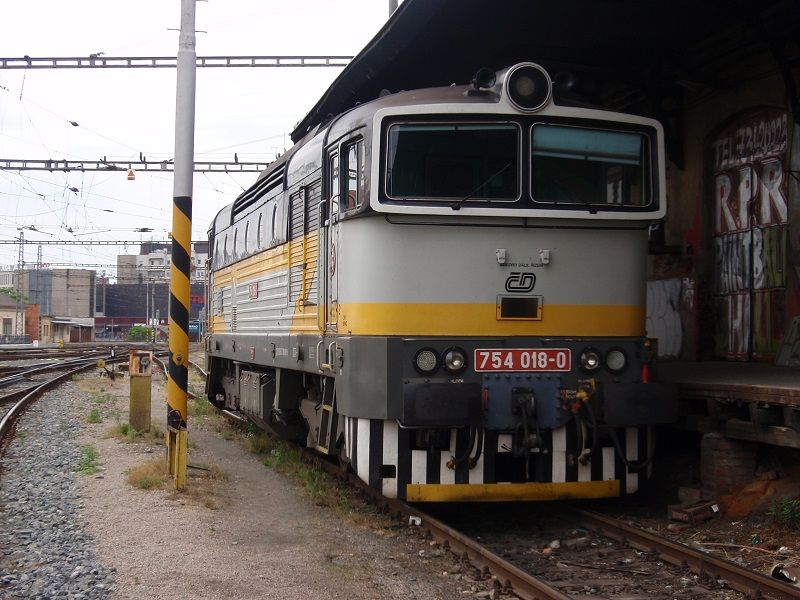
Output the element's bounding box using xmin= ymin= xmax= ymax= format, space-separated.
xmin=443 ymin=347 xmax=467 ymax=374
xmin=605 ymin=349 xmax=627 ymax=373
xmin=414 ymin=348 xmax=439 ymax=375
xmin=579 ymin=348 xmax=602 ymax=372
xmin=505 ymin=63 xmax=552 ymax=112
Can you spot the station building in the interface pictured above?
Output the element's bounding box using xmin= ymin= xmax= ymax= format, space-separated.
xmin=0 ymin=268 xmax=95 ymax=343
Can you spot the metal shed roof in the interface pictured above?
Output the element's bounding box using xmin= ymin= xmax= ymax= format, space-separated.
xmin=291 ymin=0 xmax=799 ymax=155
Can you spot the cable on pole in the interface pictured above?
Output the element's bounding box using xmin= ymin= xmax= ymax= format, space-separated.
xmin=0 ymin=159 xmax=269 ymax=173
xmin=0 ymin=55 xmax=352 ymax=69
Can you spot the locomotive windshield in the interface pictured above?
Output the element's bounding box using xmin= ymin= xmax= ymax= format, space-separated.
xmin=385 ymin=122 xmax=519 ymax=201
xmin=531 ymin=125 xmax=650 ymax=207
xmin=380 ymin=118 xmax=657 ymax=212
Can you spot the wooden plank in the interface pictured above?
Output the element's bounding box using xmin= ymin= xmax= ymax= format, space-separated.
xmin=677 ymin=384 xmax=800 ymax=407
xmin=679 ymin=416 xmax=800 ymax=448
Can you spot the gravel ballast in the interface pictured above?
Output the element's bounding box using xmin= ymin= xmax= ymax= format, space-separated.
xmin=0 ymin=386 xmax=116 ymax=599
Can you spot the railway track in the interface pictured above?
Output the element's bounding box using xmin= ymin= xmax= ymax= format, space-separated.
xmin=184 ymin=363 xmax=800 ymax=600
xmin=572 ymin=510 xmax=800 ymax=599
xmin=0 ymin=354 xmax=109 ymax=390
xmin=0 ymin=347 xmax=140 ymax=454
xmin=0 ymin=344 xmax=130 ymax=362
xmin=0 ymin=363 xmax=100 ymax=454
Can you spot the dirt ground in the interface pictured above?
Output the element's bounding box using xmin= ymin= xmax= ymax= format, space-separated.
xmin=73 ymin=360 xmax=504 ymax=600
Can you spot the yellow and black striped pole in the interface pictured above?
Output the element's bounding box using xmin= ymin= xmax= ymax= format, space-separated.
xmin=167 ymin=0 xmax=197 ymax=491
xmin=166 ymin=197 xmax=191 ymax=490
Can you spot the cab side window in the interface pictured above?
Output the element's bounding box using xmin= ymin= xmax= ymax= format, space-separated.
xmin=329 ymin=153 xmax=340 ymax=201
xmin=343 ymin=140 xmax=364 ymax=211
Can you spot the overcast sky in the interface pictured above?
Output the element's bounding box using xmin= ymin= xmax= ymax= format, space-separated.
xmin=0 ymin=1 xmax=391 ymax=277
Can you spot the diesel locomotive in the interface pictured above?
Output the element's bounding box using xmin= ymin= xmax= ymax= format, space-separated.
xmin=205 ymin=62 xmax=677 ymax=502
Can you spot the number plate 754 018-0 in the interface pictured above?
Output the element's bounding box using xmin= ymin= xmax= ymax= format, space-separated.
xmin=473 ymin=348 xmax=572 ymax=372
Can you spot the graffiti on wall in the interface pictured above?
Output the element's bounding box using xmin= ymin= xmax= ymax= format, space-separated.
xmin=646 ymin=279 xmax=684 ymax=357
xmin=712 ymin=110 xmax=788 ymax=360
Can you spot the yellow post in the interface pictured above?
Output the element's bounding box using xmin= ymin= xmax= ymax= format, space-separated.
xmin=128 ymin=350 xmax=152 ymax=432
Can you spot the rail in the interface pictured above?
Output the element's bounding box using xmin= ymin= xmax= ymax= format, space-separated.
xmin=0 ymin=362 xmax=101 ymax=452
xmin=0 ymin=351 xmax=137 ymax=453
xmin=573 ymin=509 xmax=800 ymax=599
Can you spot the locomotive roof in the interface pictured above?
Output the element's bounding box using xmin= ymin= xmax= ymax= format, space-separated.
xmin=291 ymin=0 xmax=799 ymax=151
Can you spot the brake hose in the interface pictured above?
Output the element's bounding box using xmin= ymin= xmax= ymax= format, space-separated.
xmin=468 ymin=423 xmax=484 ymax=469
xmin=607 ymin=426 xmax=653 ymax=473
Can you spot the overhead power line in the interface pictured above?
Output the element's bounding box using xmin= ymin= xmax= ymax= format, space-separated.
xmin=0 ymin=55 xmax=352 ymax=69
xmin=0 ymin=159 xmax=268 ymax=173
xmin=0 ymin=240 xmax=203 ymax=245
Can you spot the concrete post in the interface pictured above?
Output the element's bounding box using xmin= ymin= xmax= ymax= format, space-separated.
xmin=129 ymin=350 xmax=152 ymax=432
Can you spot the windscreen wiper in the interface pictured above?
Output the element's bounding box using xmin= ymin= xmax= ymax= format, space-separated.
xmin=450 ymin=162 xmax=513 ymax=211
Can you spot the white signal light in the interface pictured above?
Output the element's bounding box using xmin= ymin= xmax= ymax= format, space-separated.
xmin=414 ymin=348 xmax=439 ymax=375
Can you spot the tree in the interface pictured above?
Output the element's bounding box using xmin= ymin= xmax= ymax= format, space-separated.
xmin=127 ymin=325 xmax=152 ymax=342
xmin=0 ymin=287 xmax=28 ymax=302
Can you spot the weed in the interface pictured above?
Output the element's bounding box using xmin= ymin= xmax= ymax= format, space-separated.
xmin=105 ymin=422 xmax=164 ymax=446
xmin=247 ymin=432 xmax=274 ymax=455
xmin=86 ymin=409 xmax=102 ymax=424
xmin=92 ymin=392 xmax=113 ymax=404
xmin=78 ymin=445 xmax=100 ymax=475
xmin=262 ymin=443 xmax=336 ymax=505
xmin=767 ymin=496 xmax=800 ymax=530
xmin=209 ymin=464 xmax=228 ymax=481
xmin=189 ymin=396 xmax=214 ymax=418
xmin=127 ymin=459 xmax=167 ymax=490
xmin=260 ymin=441 xmax=381 ymax=522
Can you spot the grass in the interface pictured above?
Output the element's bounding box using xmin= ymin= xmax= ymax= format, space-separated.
xmin=125 ymin=459 xmax=227 ymax=511
xmin=106 ymin=422 xmax=166 ymax=445
xmin=767 ymin=496 xmax=800 ymax=530
xmin=241 ymin=428 xmax=383 ymax=523
xmin=189 ymin=395 xmax=215 ymax=418
xmin=149 ymin=423 xmax=165 ymax=440
xmin=247 ymin=431 xmax=275 ymax=455
xmin=91 ymin=392 xmax=113 ymax=404
xmin=86 ymin=408 xmax=103 ymax=424
xmin=262 ymin=442 xmax=342 ymax=507
xmin=77 ymin=444 xmax=100 ymax=475
xmin=127 ymin=459 xmax=168 ymax=490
